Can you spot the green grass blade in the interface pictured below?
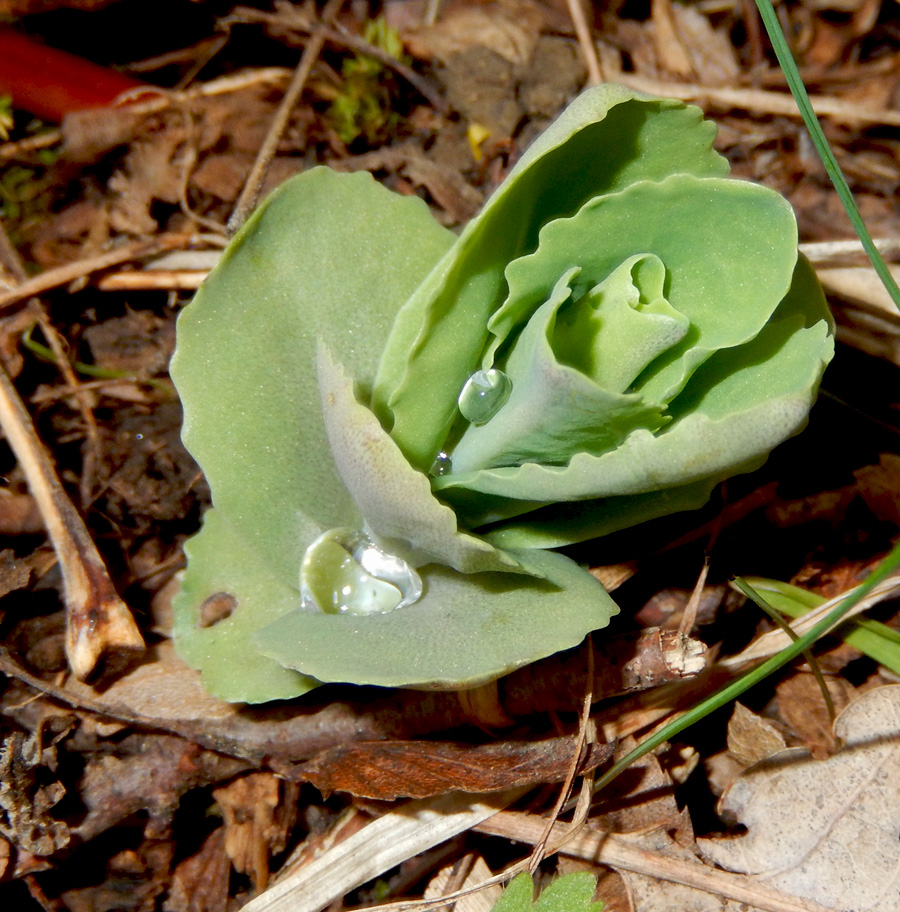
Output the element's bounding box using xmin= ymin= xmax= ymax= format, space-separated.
xmin=741 ymin=576 xmax=900 ymax=676
xmin=592 ymin=540 xmax=900 ymax=795
xmin=753 ymin=0 xmax=900 ymax=312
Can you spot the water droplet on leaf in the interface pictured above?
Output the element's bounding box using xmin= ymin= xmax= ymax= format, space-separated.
xmin=458 ymin=368 xmax=512 ymax=426
xmin=429 ymin=451 xmax=452 ymax=476
xmin=300 ymin=528 xmax=422 ymax=616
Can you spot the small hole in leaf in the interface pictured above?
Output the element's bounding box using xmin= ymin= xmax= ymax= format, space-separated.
xmin=197 ymin=592 xmax=237 ymax=628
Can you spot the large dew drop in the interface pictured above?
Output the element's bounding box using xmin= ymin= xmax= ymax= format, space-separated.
xmin=300 ymin=528 xmax=423 ymax=616
xmin=458 ymin=368 xmax=512 ymax=426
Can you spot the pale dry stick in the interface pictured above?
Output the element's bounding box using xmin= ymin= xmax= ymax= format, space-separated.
xmin=97 ymin=269 xmax=208 ymax=291
xmin=239 ymin=789 xmax=527 ymax=912
xmin=116 ymin=66 xmax=292 ymax=107
xmin=228 ymin=0 xmax=344 ymax=234
xmin=475 ymin=813 xmax=834 ymax=912
xmin=528 ymin=640 xmax=595 ymax=873
xmin=0 ymin=235 xmax=189 ymax=311
xmin=800 ymin=238 xmax=900 ymax=264
xmin=565 ymin=0 xmax=603 ymax=85
xmin=611 ymin=73 xmax=900 ymax=128
xmin=678 ymin=557 xmax=710 ymax=638
xmin=721 ymin=573 xmax=900 ymax=668
xmin=0 ymin=362 xmax=144 ymax=679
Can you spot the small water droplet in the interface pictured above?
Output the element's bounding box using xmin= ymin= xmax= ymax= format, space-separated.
xmin=300 ymin=529 xmax=422 ymax=616
xmin=458 ymin=368 xmax=512 ymax=426
xmin=429 ymin=451 xmax=452 ymax=476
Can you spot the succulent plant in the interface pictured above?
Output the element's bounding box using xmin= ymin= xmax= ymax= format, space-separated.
xmin=171 ymin=84 xmax=833 ymax=703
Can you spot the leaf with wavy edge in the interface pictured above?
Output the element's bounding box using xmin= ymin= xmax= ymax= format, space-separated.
xmin=373 ymin=86 xmax=729 ymax=472
xmin=170 ymin=168 xmax=455 ymax=702
xmin=449 ymin=265 xmax=671 ymax=474
xmin=436 ymin=256 xmax=833 ymax=519
xmin=493 ymin=175 xmax=799 ymax=410
xmin=253 ymin=547 xmax=618 ymax=689
xmin=171 ymin=168 xmax=454 ymax=582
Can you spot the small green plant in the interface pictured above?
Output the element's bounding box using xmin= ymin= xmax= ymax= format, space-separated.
xmin=170 ymin=84 xmax=833 ymax=703
xmin=490 ymin=872 xmax=604 ymax=912
xmin=327 ymin=17 xmax=404 ymax=145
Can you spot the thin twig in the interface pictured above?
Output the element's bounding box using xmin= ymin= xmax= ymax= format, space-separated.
xmin=0 ymin=360 xmax=144 ymax=680
xmin=609 ymin=72 xmax=900 ymax=127
xmin=0 ymin=234 xmax=189 ymax=311
xmin=565 ymin=0 xmax=602 ymax=84
xmin=475 ymin=813 xmax=833 ymax=912
xmin=228 ymin=0 xmax=344 ymax=234
xmin=678 ymin=558 xmax=710 ymax=638
xmin=800 ymin=237 xmax=900 ymax=263
xmin=96 ymin=269 xmax=208 ymax=291
xmin=31 ymin=308 xmax=103 ymax=507
xmin=528 ymin=640 xmax=595 ymax=872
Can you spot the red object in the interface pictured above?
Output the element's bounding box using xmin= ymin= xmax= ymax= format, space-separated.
xmin=0 ymin=26 xmax=144 ymax=121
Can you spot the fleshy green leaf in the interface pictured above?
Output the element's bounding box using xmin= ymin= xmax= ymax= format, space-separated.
xmin=170 ymin=167 xmax=455 ymax=701
xmin=449 ymin=267 xmax=669 ymax=474
xmin=172 ymin=508 xmax=316 ymax=702
xmin=373 ymin=86 xmax=729 ymax=472
xmin=552 ymin=254 xmax=689 ymax=393
xmin=253 ymin=548 xmax=618 ymax=689
xmin=435 ymin=256 xmax=833 ymax=526
xmin=494 ymin=174 xmax=799 ymax=408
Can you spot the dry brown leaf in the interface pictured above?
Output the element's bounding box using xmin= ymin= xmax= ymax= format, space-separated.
xmin=593 ymin=742 xmax=689 ymax=837
xmin=296 ymin=736 xmax=615 ymax=800
xmin=699 ymin=685 xmax=900 ymax=911
xmin=73 ymin=732 xmax=247 ymax=842
xmin=83 ymin=308 xmax=174 ymax=376
xmin=775 ymin=673 xmax=856 ymax=758
xmin=0 ymin=493 xmax=44 ymax=535
xmin=108 ymin=126 xmax=188 ymax=235
xmin=651 ymin=0 xmax=694 ymax=78
xmin=854 ymin=454 xmax=900 ymax=527
xmin=669 ymin=2 xmax=740 ymax=85
xmin=404 ymin=0 xmax=544 ymax=66
xmin=0 ymin=730 xmax=69 ymax=856
xmin=727 ymin=702 xmax=788 ymax=769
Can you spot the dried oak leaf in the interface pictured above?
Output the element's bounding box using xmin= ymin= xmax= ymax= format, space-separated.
xmin=699 ymin=685 xmax=900 ymax=911
xmin=296 ymin=736 xmax=614 ymax=800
